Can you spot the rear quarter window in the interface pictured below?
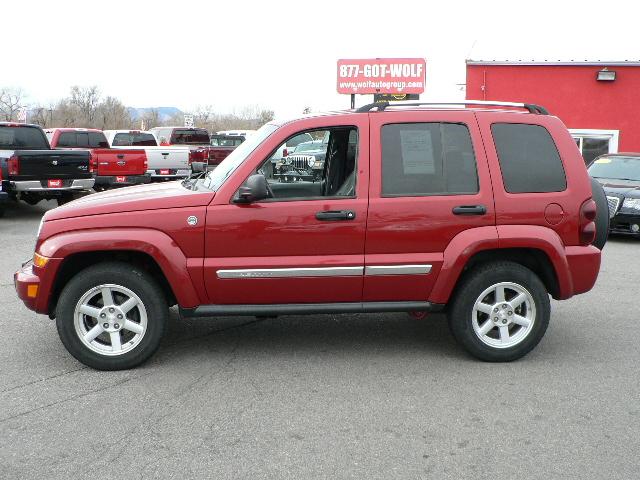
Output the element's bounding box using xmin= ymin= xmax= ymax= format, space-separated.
xmin=491 ymin=123 xmax=566 ymax=193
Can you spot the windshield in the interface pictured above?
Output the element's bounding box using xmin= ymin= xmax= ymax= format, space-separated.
xmin=202 ymin=123 xmax=278 ymax=191
xmin=113 ymin=132 xmax=157 ymax=146
xmin=0 ymin=126 xmax=49 ymax=149
xmin=589 ymin=156 xmax=640 ymax=181
xmin=295 ymin=142 xmax=322 ymax=153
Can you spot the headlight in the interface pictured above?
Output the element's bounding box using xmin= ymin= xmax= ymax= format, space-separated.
xmin=623 ymin=198 xmax=640 ymax=210
xmin=307 ymin=156 xmax=316 ymax=167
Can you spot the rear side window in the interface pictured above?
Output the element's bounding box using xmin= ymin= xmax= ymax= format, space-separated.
xmin=88 ymin=132 xmax=109 ymax=148
xmin=113 ymin=132 xmax=157 ymax=146
xmin=170 ymin=129 xmax=210 ymax=144
xmin=381 ymin=122 xmax=479 ymax=196
xmin=491 ymin=123 xmax=566 ymax=193
xmin=0 ymin=126 xmax=49 ymax=149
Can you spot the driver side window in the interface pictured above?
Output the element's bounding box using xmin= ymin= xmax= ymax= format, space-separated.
xmin=256 ymin=127 xmax=358 ymax=201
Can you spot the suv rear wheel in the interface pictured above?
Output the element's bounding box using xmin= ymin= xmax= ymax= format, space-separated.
xmin=56 ymin=262 xmax=168 ymax=370
xmin=448 ymin=262 xmax=550 ymax=362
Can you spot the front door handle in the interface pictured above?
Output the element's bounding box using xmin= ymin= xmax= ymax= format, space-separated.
xmin=452 ymin=205 xmax=487 ymax=215
xmin=316 ymin=210 xmax=356 ymax=221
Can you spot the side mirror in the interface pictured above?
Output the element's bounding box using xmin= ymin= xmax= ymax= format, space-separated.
xmin=234 ymin=174 xmax=270 ymax=204
xmin=191 ymin=161 xmax=207 ymax=173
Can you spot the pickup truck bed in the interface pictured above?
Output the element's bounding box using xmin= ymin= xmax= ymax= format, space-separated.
xmin=46 ymin=128 xmax=151 ymax=190
xmin=103 ymin=130 xmax=191 ymax=180
xmin=0 ymin=123 xmax=94 ymax=206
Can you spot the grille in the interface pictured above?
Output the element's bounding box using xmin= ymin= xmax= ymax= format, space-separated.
xmin=606 ymin=196 xmax=620 ymax=218
xmin=286 ymin=155 xmax=312 ymax=170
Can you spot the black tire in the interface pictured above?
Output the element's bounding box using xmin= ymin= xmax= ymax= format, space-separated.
xmin=448 ymin=261 xmax=550 ymax=362
xmin=590 ymin=177 xmax=609 ymax=250
xmin=55 ymin=262 xmax=168 ymax=370
xmin=0 ymin=207 xmax=5 ymax=218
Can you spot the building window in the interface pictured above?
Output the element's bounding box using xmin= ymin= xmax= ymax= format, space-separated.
xmin=570 ymin=129 xmax=619 ymax=165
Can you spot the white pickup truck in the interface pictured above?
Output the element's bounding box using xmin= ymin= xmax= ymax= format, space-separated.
xmin=103 ymin=130 xmax=191 ymax=180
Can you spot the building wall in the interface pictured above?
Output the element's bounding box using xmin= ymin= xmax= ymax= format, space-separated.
xmin=466 ymin=64 xmax=640 ymax=152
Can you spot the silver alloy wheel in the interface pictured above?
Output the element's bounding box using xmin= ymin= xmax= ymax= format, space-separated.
xmin=74 ymin=284 xmax=148 ymax=356
xmin=471 ymin=281 xmax=536 ymax=349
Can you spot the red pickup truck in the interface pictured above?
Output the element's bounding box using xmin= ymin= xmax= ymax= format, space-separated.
xmin=16 ymin=101 xmax=608 ymax=370
xmin=149 ymin=127 xmax=223 ymax=166
xmin=46 ymin=128 xmax=150 ymax=190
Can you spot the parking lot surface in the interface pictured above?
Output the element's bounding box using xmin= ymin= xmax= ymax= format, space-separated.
xmin=1 ymin=201 xmax=639 ymax=479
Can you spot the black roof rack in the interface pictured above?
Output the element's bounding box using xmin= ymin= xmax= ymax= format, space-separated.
xmin=356 ymin=100 xmax=549 ymax=115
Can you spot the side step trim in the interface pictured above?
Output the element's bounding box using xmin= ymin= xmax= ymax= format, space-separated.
xmin=180 ymin=301 xmax=444 ymax=318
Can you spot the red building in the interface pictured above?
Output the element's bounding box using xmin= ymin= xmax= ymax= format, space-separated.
xmin=466 ymin=60 xmax=640 ymax=163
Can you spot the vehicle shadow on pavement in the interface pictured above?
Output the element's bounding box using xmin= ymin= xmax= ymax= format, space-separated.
xmin=154 ymin=310 xmax=468 ymax=364
xmin=1 ymin=199 xmax=57 ymax=220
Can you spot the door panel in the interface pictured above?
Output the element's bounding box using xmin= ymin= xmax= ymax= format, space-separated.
xmin=203 ymin=117 xmax=369 ymax=305
xmin=364 ymin=110 xmax=496 ymax=302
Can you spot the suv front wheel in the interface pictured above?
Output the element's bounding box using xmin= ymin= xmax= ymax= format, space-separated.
xmin=56 ymin=262 xmax=168 ymax=370
xmin=448 ymin=262 xmax=550 ymax=362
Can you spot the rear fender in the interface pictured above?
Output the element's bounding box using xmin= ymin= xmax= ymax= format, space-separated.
xmin=429 ymin=225 xmax=574 ymax=304
xmin=38 ymin=228 xmax=201 ymax=308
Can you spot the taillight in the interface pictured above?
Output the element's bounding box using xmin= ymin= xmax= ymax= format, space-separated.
xmin=579 ymin=198 xmax=597 ymax=246
xmin=88 ymin=152 xmax=98 ymax=173
xmin=143 ymin=156 xmax=148 ymax=170
xmin=8 ymin=155 xmax=19 ymax=175
xmin=188 ymin=151 xmax=194 ymax=164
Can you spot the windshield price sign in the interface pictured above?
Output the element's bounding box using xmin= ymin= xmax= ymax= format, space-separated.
xmin=337 ymin=58 xmax=426 ymax=95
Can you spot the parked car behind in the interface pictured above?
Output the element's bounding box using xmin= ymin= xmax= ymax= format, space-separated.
xmin=103 ymin=130 xmax=191 ymax=181
xmin=209 ymin=134 xmax=245 ymax=165
xmin=589 ymin=152 xmax=640 ymax=236
xmin=0 ymin=123 xmax=93 ymax=207
xmin=275 ymin=138 xmax=328 ymax=182
xmin=150 ymin=127 xmax=220 ymax=166
xmin=46 ymin=128 xmax=150 ymax=191
xmin=15 ymin=101 xmax=608 ymax=370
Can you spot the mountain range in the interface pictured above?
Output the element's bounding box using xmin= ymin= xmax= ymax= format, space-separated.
xmin=127 ymin=107 xmax=183 ymax=121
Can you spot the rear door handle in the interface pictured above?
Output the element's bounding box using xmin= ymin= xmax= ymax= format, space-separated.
xmin=116 ymin=154 xmax=125 ymax=159
xmin=452 ymin=205 xmax=487 ymax=215
xmin=316 ymin=210 xmax=356 ymax=221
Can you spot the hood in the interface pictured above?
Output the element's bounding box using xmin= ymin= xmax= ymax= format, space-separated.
xmin=45 ymin=180 xmax=214 ymax=221
xmin=595 ymin=177 xmax=640 ymax=198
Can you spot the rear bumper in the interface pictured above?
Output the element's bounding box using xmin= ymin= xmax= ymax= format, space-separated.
xmin=564 ymin=245 xmax=601 ymax=297
xmin=148 ymin=169 xmax=190 ymax=179
xmin=10 ymin=178 xmax=95 ymax=192
xmin=95 ymin=174 xmax=152 ymax=187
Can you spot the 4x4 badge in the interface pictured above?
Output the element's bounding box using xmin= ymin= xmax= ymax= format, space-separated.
xmin=187 ymin=215 xmax=198 ymax=226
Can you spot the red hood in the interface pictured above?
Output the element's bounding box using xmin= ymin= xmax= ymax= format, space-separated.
xmin=45 ymin=181 xmax=214 ymax=221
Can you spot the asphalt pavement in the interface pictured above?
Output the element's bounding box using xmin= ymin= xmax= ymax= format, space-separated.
xmin=0 ymin=200 xmax=638 ymax=479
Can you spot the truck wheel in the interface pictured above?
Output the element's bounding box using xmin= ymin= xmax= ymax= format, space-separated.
xmin=590 ymin=177 xmax=609 ymax=250
xmin=0 ymin=207 xmax=4 ymax=218
xmin=55 ymin=262 xmax=168 ymax=370
xmin=448 ymin=262 xmax=550 ymax=362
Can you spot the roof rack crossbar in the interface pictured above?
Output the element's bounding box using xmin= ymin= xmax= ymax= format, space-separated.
xmin=356 ymin=100 xmax=549 ymax=115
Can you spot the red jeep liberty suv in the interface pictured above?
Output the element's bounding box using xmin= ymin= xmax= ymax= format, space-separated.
xmin=15 ymin=101 xmax=608 ymax=370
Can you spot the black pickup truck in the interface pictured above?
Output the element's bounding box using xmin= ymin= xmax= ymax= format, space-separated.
xmin=0 ymin=123 xmax=94 ymax=211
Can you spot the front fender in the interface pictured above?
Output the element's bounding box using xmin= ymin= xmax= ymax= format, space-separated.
xmin=38 ymin=228 xmax=201 ymax=308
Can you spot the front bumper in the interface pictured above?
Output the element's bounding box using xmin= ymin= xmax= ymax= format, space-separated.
xmin=95 ymin=174 xmax=152 ymax=187
xmin=610 ymin=212 xmax=640 ymax=235
xmin=10 ymin=178 xmax=95 ymax=192
xmin=14 ymin=258 xmax=62 ymax=315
